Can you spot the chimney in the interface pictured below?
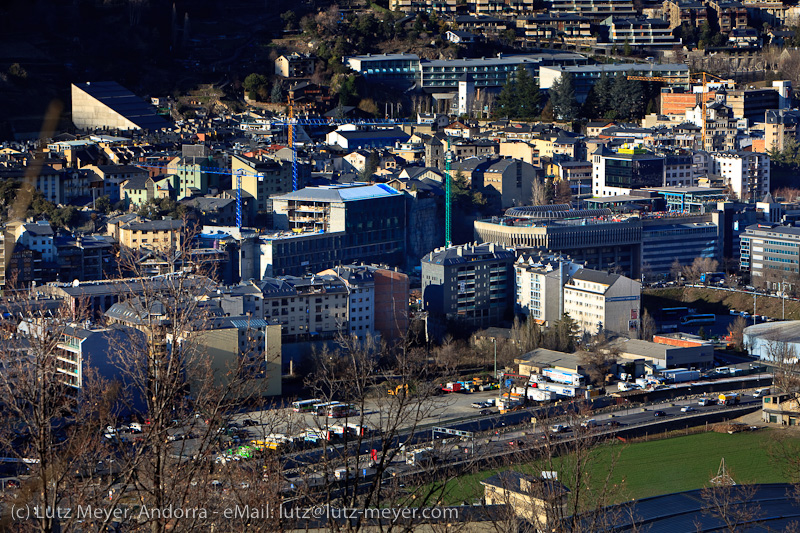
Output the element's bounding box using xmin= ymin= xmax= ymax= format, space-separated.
xmin=457 ymin=246 xmax=463 ymax=256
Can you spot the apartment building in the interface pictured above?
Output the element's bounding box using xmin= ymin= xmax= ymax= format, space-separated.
xmin=274 ymin=53 xmax=316 ymax=78
xmin=641 ymin=217 xmax=721 ymax=277
xmin=707 ymin=0 xmax=748 ymax=32
xmin=83 ymin=164 xmax=149 ymax=203
xmin=421 ymin=243 xmax=515 ymax=328
xmin=602 ymin=17 xmax=680 ymax=47
xmin=662 ymin=0 xmax=708 ymax=29
xmin=514 ymin=255 xmax=581 ymax=325
xmin=258 ymin=275 xmax=349 ymax=341
xmin=703 ymin=99 xmax=738 ymax=152
xmin=116 ymin=219 xmax=185 ymax=250
xmin=764 ymin=109 xmax=800 ymax=152
xmin=549 ymin=0 xmax=637 ymax=19
xmin=231 ymin=153 xmax=295 ymax=220
xmin=516 ymin=14 xmax=594 ymax=44
xmin=319 ymin=265 xmax=376 ymax=338
xmin=450 ymin=156 xmax=540 ymax=209
xmin=563 ymin=269 xmax=641 ymax=337
xmin=710 ymin=151 xmax=770 ymax=201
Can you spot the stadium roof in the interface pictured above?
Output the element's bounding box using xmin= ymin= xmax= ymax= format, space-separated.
xmin=74 ymin=82 xmax=168 ymax=131
xmin=589 ymin=483 xmax=800 ymax=532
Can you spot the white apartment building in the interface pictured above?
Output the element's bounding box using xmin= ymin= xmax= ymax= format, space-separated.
xmin=320 ymin=265 xmax=376 ymax=338
xmin=514 ymin=255 xmax=581 ymax=326
xmin=710 ymin=151 xmax=770 ymax=201
xmin=563 ymin=269 xmax=641 ymax=337
xmin=9 ymin=220 xmax=56 ymax=262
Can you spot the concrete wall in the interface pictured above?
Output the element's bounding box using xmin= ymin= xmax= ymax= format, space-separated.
xmin=71 ymin=84 xmax=141 ymax=131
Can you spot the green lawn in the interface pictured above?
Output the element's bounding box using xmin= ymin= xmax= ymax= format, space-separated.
xmin=426 ymin=429 xmax=793 ymax=506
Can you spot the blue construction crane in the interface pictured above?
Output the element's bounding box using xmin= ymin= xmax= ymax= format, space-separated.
xmin=134 ymin=107 xmax=417 ymax=230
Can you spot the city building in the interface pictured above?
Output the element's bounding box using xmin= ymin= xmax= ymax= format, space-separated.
xmin=710 ymin=151 xmax=770 ymax=201
xmin=421 ymin=243 xmax=515 ymax=329
xmin=707 ymin=0 xmax=748 ymax=32
xmin=83 ymin=164 xmax=149 ymax=203
xmin=740 ymin=224 xmax=800 ymax=289
xmin=563 ymin=268 xmax=641 ymax=336
xmin=606 ymin=337 xmax=714 ymax=368
xmin=193 ymin=317 xmax=282 ymax=397
xmin=71 ymin=81 xmax=168 ymax=131
xmin=0 ymin=166 xmax=61 ymax=205
xmin=702 ymin=96 xmax=738 ymax=152
xmin=482 ymin=471 xmax=569 ymax=528
xmin=474 ymin=208 xmax=643 ymax=278
xmin=641 ymin=216 xmax=720 ymax=277
xmin=115 ymin=219 xmax=185 ymax=251
xmin=662 ymin=0 xmax=709 ymax=29
xmin=326 ymin=127 xmax=411 ymax=150
xmin=319 ymin=265 xmax=376 ymax=338
xmin=725 ymin=88 xmax=780 ymax=123
xmin=514 ymin=254 xmax=581 ymax=325
xmin=539 ymin=64 xmax=690 ymax=102
xmin=450 ymin=156 xmax=540 ymax=209
xmin=274 ymin=53 xmax=316 ymax=78
xmin=601 ymin=17 xmax=680 ymax=47
xmin=549 ymin=0 xmax=636 ymax=19
xmin=231 ymin=153 xmax=296 ymax=221
xmin=257 ymin=275 xmax=349 ymax=341
xmin=591 ymin=146 xmax=665 ymax=197
xmin=744 ymin=321 xmax=800 ymax=360
xmin=764 ymin=108 xmax=800 ymax=153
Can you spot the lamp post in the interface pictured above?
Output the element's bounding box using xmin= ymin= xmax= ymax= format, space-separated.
xmin=491 ymin=338 xmax=497 ymax=383
xmin=782 ymin=282 xmax=789 ymax=320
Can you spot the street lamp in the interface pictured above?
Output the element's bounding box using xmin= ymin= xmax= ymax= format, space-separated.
xmin=490 ymin=338 xmax=497 ymax=384
xmin=782 ymin=281 xmax=789 ymax=320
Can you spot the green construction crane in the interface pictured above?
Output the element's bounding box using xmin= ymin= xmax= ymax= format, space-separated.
xmin=445 ymin=139 xmax=452 ymax=247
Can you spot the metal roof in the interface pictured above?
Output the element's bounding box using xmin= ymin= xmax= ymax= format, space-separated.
xmin=74 ymin=82 xmax=168 ymax=131
xmin=275 ymin=184 xmax=401 ymax=203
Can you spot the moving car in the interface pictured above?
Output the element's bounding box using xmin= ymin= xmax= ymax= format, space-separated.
xmin=680 ymin=406 xmax=696 ymax=413
xmin=653 ymin=410 xmax=667 ymax=417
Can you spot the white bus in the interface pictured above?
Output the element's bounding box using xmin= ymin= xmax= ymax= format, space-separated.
xmin=292 ymin=399 xmax=322 ymax=413
xmin=312 ymin=401 xmax=341 ymax=416
xmin=328 ymin=404 xmax=358 ymax=418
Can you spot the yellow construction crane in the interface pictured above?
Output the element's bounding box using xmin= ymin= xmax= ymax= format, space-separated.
xmin=626 ymin=71 xmax=732 ymax=150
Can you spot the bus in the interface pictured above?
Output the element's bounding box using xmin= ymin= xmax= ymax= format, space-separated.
xmin=680 ymin=314 xmax=716 ymax=326
xmin=292 ymin=399 xmax=322 ymax=413
xmin=312 ymin=401 xmax=340 ymax=416
xmin=328 ymin=403 xmax=358 ymax=418
xmin=663 ymin=307 xmax=689 ymax=320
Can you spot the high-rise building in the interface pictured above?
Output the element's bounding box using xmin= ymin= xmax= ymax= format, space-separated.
xmin=421 ymin=243 xmax=515 ymax=328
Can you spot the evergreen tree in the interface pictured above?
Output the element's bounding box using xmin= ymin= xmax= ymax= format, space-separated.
xmin=549 ymin=73 xmax=579 ymax=121
xmin=593 ymin=72 xmax=613 ymax=117
xmin=494 ymin=76 xmax=518 ymax=118
xmin=270 ymin=83 xmax=284 ymax=104
xmin=515 ymin=67 xmax=541 ymax=120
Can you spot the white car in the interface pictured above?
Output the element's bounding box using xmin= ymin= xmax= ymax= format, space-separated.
xmin=680 ymin=406 xmax=696 ymax=413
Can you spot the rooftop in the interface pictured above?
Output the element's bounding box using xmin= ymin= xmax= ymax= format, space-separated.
xmin=275 ymin=183 xmax=402 ymax=203
xmin=73 ymin=82 xmax=168 ymax=131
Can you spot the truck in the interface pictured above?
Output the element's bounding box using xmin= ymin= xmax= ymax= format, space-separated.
xmin=442 ymin=382 xmax=461 ymax=393
xmin=698 ymin=397 xmax=717 ymax=406
xmin=334 ymin=466 xmax=377 ymax=481
xmin=542 ymin=368 xmax=585 ymax=387
xmin=719 ymin=392 xmax=741 ymax=406
xmin=405 ymin=447 xmax=434 ymax=466
xmin=753 ymin=388 xmax=771 ymax=398
xmin=527 ymin=388 xmax=556 ymax=402
xmin=541 ymin=382 xmax=579 ymax=397
xmin=663 ymin=369 xmax=700 ymax=383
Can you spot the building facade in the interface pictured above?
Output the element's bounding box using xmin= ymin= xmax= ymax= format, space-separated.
xmin=422 ymin=243 xmax=515 ymax=328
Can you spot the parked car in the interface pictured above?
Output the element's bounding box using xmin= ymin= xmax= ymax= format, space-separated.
xmin=605 ymin=420 xmax=622 ymax=428
xmin=242 ymin=419 xmax=259 ymax=427
xmin=550 ymin=424 xmax=569 ymax=433
xmin=480 ymin=409 xmax=493 ymax=416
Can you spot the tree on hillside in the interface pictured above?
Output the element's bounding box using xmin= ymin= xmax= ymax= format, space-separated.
xmin=270 ymin=83 xmax=284 ymax=104
xmin=549 ymin=73 xmax=579 ymax=122
xmin=516 ymin=67 xmax=541 ymax=120
xmin=727 ymin=315 xmax=748 ymax=351
xmin=494 ymin=75 xmax=518 ymax=118
xmin=243 ymin=73 xmax=269 ymax=101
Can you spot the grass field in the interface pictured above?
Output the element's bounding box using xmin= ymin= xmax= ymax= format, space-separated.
xmin=426 ymin=429 xmax=793 ymax=506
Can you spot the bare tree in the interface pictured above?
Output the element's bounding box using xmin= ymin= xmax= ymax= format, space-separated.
xmin=640 ymin=309 xmax=656 ymax=341
xmin=0 ymin=298 xmax=119 ymax=532
xmin=727 ymin=316 xmax=748 ymax=351
xmin=531 ymin=179 xmax=548 ymax=206
xmin=696 ymin=478 xmax=762 ymax=533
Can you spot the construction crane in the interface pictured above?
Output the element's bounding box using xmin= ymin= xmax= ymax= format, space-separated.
xmin=445 ymin=139 xmax=452 ymax=247
xmin=626 ymin=71 xmax=732 ymax=150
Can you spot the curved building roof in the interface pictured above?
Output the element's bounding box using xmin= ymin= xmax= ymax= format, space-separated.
xmin=504 ymin=206 xmax=613 ymax=220
xmin=744 ymin=320 xmax=800 ymax=343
